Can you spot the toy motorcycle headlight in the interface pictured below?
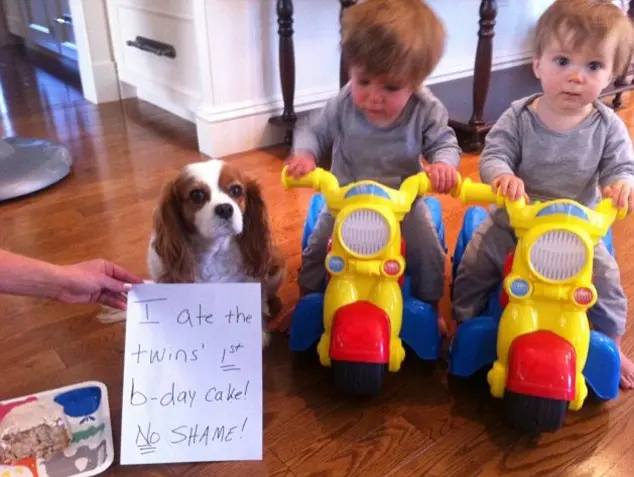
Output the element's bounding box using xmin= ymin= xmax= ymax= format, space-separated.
xmin=340 ymin=208 xmax=390 ymax=257
xmin=529 ymin=229 xmax=587 ymax=281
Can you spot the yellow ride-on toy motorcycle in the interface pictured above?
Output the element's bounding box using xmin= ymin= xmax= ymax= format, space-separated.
xmin=449 ymin=177 xmax=627 ymax=434
xmin=282 ymin=166 xmax=444 ymax=396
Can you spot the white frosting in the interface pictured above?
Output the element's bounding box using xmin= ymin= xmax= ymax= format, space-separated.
xmin=0 ymin=400 xmax=68 ymax=438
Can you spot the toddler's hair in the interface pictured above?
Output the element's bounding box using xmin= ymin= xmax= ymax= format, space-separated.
xmin=341 ymin=0 xmax=445 ymax=86
xmin=534 ymin=0 xmax=634 ymax=75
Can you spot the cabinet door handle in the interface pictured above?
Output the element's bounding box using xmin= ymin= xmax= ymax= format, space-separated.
xmin=55 ymin=14 xmax=72 ymax=26
xmin=126 ymin=36 xmax=176 ymax=59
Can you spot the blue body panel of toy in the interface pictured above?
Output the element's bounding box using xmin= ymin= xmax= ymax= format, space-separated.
xmin=291 ymin=193 xmax=445 ymax=361
xmin=448 ymin=205 xmax=620 ymax=400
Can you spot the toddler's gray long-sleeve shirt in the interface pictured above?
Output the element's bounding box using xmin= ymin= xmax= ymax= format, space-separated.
xmin=480 ymin=94 xmax=634 ymax=208
xmin=292 ymin=83 xmax=462 ymax=188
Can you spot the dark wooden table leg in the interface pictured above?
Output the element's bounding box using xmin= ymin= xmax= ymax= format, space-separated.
xmin=611 ymin=1 xmax=634 ymax=109
xmin=468 ymin=0 xmax=497 ymax=151
xmin=277 ymin=0 xmax=296 ymax=145
xmin=339 ymin=1 xmax=357 ymax=88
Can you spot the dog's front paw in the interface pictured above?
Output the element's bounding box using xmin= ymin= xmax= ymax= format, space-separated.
xmin=95 ymin=306 xmax=127 ymax=324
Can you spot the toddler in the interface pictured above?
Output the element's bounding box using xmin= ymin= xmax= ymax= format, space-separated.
xmin=286 ymin=0 xmax=462 ymax=331
xmin=452 ymin=0 xmax=634 ymax=388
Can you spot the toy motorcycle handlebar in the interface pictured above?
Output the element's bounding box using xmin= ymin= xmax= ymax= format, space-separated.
xmin=281 ymin=166 xmax=438 ymax=212
xmin=453 ymin=175 xmax=628 ymax=234
xmin=281 ymin=166 xmax=340 ymax=196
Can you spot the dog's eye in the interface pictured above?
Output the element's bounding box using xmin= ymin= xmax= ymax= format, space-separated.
xmin=228 ymin=185 xmax=243 ymax=198
xmin=189 ymin=189 xmax=206 ymax=203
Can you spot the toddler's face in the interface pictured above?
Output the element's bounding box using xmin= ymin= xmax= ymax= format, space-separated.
xmin=532 ymin=32 xmax=616 ymax=113
xmin=349 ymin=67 xmax=414 ymax=127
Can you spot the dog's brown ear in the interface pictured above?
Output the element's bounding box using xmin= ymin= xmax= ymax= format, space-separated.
xmin=152 ymin=179 xmax=196 ymax=283
xmin=237 ymin=179 xmax=271 ymax=278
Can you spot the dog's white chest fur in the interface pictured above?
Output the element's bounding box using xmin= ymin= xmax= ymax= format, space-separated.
xmin=147 ymin=234 xmax=251 ymax=284
xmin=195 ymin=238 xmax=251 ymax=283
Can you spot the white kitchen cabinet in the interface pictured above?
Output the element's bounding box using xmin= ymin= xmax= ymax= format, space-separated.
xmin=9 ymin=0 xmax=77 ymax=61
xmin=105 ymin=0 xmax=201 ymax=120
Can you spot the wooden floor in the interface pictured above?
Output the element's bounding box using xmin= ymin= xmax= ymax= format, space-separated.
xmin=3 ymin=45 xmax=634 ymax=477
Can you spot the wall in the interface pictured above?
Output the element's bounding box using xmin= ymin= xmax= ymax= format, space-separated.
xmin=427 ymin=0 xmax=556 ymax=83
xmin=196 ymin=0 xmax=555 ymax=157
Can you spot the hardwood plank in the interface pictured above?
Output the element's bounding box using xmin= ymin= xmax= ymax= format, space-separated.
xmin=108 ymin=465 xmax=176 ymax=477
xmin=0 ymin=349 xmax=66 ymax=398
xmin=290 ymin=415 xmax=433 ymax=477
xmin=170 ymin=447 xmax=292 ymax=477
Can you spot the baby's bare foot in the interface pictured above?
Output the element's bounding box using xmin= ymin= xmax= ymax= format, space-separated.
xmin=620 ymin=351 xmax=634 ymax=389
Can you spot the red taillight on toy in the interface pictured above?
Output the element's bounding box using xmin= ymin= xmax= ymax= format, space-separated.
xmin=573 ymin=287 xmax=594 ymax=306
xmin=383 ymin=259 xmax=400 ymax=275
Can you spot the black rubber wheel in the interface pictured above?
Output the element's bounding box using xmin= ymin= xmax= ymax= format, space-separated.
xmin=504 ymin=390 xmax=568 ymax=435
xmin=331 ymin=360 xmax=387 ymax=396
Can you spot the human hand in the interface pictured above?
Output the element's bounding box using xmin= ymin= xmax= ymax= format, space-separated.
xmin=603 ymin=180 xmax=634 ymax=214
xmin=55 ymin=259 xmax=143 ymax=310
xmin=285 ymin=153 xmax=317 ymax=179
xmin=424 ymin=162 xmax=458 ymax=194
xmin=492 ymin=174 xmax=528 ymax=202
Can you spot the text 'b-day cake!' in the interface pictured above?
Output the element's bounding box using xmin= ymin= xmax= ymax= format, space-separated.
xmin=0 ymin=399 xmax=72 ymax=464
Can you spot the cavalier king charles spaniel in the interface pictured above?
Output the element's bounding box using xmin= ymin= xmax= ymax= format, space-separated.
xmin=100 ymin=158 xmax=285 ymax=346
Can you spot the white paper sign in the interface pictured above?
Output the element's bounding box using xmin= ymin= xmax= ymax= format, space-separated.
xmin=120 ymin=283 xmax=263 ymax=465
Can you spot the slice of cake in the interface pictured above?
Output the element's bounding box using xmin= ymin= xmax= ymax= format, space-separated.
xmin=0 ymin=399 xmax=72 ymax=464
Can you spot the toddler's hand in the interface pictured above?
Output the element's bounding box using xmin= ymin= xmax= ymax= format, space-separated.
xmin=492 ymin=174 xmax=527 ymax=202
xmin=285 ymin=153 xmax=317 ymax=179
xmin=603 ymin=180 xmax=634 ymax=215
xmin=424 ymin=163 xmax=458 ymax=194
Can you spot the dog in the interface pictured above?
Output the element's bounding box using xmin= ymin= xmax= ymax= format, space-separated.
xmin=99 ymin=158 xmax=286 ymax=346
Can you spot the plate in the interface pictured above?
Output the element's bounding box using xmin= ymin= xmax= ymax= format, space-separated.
xmin=0 ymin=381 xmax=114 ymax=477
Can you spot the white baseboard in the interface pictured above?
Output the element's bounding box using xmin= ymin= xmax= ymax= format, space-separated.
xmin=196 ymin=108 xmax=284 ymax=159
xmin=89 ymin=60 xmax=122 ymax=104
xmin=195 ymin=88 xmax=333 ymax=157
xmin=136 ymin=87 xmax=195 ymax=122
xmin=118 ymin=81 xmax=138 ymax=100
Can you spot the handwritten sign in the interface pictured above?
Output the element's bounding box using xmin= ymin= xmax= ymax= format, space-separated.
xmin=119 ymin=283 xmax=263 ymax=465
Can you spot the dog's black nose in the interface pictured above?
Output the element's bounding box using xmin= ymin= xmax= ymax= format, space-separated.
xmin=215 ymin=203 xmax=233 ymax=219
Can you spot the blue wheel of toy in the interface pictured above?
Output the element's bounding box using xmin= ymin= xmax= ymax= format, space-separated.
xmin=289 ymin=293 xmax=325 ymax=352
xmin=401 ymin=298 xmax=442 ymax=360
xmin=583 ymin=330 xmax=620 ymax=400
xmin=301 ymin=193 xmax=446 ymax=251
